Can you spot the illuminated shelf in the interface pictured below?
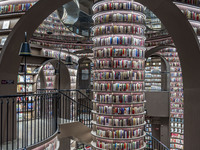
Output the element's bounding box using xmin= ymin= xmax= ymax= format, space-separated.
xmin=92 ymin=120 xmax=146 ymax=128
xmin=91 ymin=131 xmax=146 ymax=140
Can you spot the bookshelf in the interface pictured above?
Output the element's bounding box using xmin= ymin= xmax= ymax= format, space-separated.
xmin=145 ymin=57 xmax=162 ymax=91
xmin=145 ymin=119 xmax=153 ymax=149
xmin=17 ymin=63 xmax=40 ymax=121
xmin=69 ymin=68 xmax=77 ymax=90
xmin=91 ymin=0 xmax=146 ymax=149
xmin=0 ymin=0 xmax=37 ymax=46
xmin=160 ymin=48 xmax=184 ymax=150
xmin=43 ymin=62 xmax=56 ymax=89
xmin=174 ymin=0 xmax=200 ymax=6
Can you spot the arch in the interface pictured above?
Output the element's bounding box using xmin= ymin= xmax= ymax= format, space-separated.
xmin=146 ymin=53 xmax=171 ymax=91
xmin=0 ymin=0 xmax=73 ymax=95
xmin=77 ymin=56 xmax=92 ymax=89
xmin=0 ymin=0 xmax=199 ymax=148
xmin=36 ymin=58 xmax=71 ymax=90
xmin=136 ymin=0 xmax=200 ymax=149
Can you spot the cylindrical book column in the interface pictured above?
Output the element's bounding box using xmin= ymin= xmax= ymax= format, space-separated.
xmin=91 ymin=0 xmax=147 ymax=149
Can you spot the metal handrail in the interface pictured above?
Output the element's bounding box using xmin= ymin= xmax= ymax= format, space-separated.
xmin=59 ymin=91 xmax=91 ymax=110
xmin=145 ymin=133 xmax=169 ymax=150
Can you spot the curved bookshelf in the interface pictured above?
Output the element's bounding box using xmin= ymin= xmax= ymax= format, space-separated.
xmin=91 ymin=0 xmax=146 ymax=149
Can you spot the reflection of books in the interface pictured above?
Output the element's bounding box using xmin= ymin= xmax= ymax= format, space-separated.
xmin=2 ymin=20 xmax=10 ymax=29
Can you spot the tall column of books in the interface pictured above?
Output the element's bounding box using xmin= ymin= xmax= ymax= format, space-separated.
xmin=91 ymin=0 xmax=147 ymax=149
xmin=160 ymin=48 xmax=184 ymax=150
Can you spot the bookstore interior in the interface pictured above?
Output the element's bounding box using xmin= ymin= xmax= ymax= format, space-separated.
xmin=0 ymin=0 xmax=199 ymax=150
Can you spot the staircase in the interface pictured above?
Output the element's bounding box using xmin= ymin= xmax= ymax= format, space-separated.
xmin=0 ymin=89 xmax=169 ymax=150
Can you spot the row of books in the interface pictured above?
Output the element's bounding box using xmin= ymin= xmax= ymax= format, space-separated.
xmin=112 ymin=82 xmax=144 ymax=92
xmin=18 ymin=75 xmax=34 ymax=83
xmin=44 ymin=16 xmax=60 ymax=24
xmin=96 ymin=140 xmax=144 ymax=150
xmin=171 ymin=108 xmax=184 ymax=113
xmin=170 ymin=143 xmax=183 ymax=149
xmin=145 ymin=38 xmax=173 ymax=47
xmin=94 ymin=48 xmax=145 ymax=58
xmin=165 ymin=57 xmax=180 ymax=62
xmin=145 ymin=83 xmax=161 ymax=86
xmin=40 ymin=22 xmax=68 ymax=32
xmin=0 ymin=2 xmax=36 ymax=14
xmin=181 ymin=9 xmax=200 ymax=21
xmin=93 ymin=2 xmax=145 ymax=14
xmin=171 ymin=92 xmax=184 ymax=97
xmin=171 ymin=98 xmax=184 ymax=103
xmin=16 ymin=103 xmax=33 ymax=112
xmin=94 ymin=36 xmax=144 ymax=47
xmin=96 ymin=94 xmax=144 ymax=103
xmin=171 ymin=103 xmax=184 ymax=108
xmin=93 ymin=25 xmax=144 ymax=36
xmin=171 ymin=77 xmax=183 ymax=82
xmin=171 ymin=72 xmax=182 ymax=77
xmin=43 ymin=70 xmax=55 ymax=76
xmin=171 ymin=128 xmax=184 ymax=134
xmin=145 ymin=74 xmax=161 ymax=78
xmin=171 ymin=87 xmax=183 ymax=92
xmin=171 ymin=122 xmax=184 ymax=128
xmin=170 ymin=62 xmax=181 ymax=67
xmin=17 ymin=96 xmax=35 ymax=102
xmin=170 ymin=113 xmax=184 ymax=119
xmin=93 ymin=71 xmax=144 ymax=80
xmin=33 ymin=32 xmax=82 ymax=42
xmin=96 ymin=128 xmax=144 ymax=138
xmin=145 ymin=30 xmax=168 ymax=39
xmin=171 ymin=138 xmax=184 ymax=144
xmin=171 ymin=118 xmax=184 ymax=124
xmin=93 ymin=82 xmax=144 ymax=92
xmin=17 ymin=84 xmax=33 ymax=93
xmin=170 ymin=67 xmax=182 ymax=72
xmin=145 ymin=79 xmax=161 ymax=82
xmin=45 ymin=76 xmax=55 ymax=82
xmin=171 ymin=133 xmax=184 ymax=139
xmin=98 ymin=105 xmax=144 ymax=115
xmin=46 ymin=82 xmax=54 ymax=88
xmin=43 ymin=64 xmax=54 ymax=70
xmin=145 ymin=86 xmax=161 ymax=91
xmin=160 ymin=48 xmax=176 ymax=53
xmin=162 ymin=52 xmax=178 ymax=57
xmin=94 ymin=13 xmax=145 ymax=25
xmin=174 ymin=0 xmax=200 ymax=6
xmin=96 ymin=115 xmax=145 ymax=126
xmin=43 ymin=50 xmax=79 ymax=63
xmin=35 ymin=28 xmax=74 ymax=37
xmin=94 ymin=60 xmax=145 ymax=69
xmin=31 ymin=40 xmax=93 ymax=49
